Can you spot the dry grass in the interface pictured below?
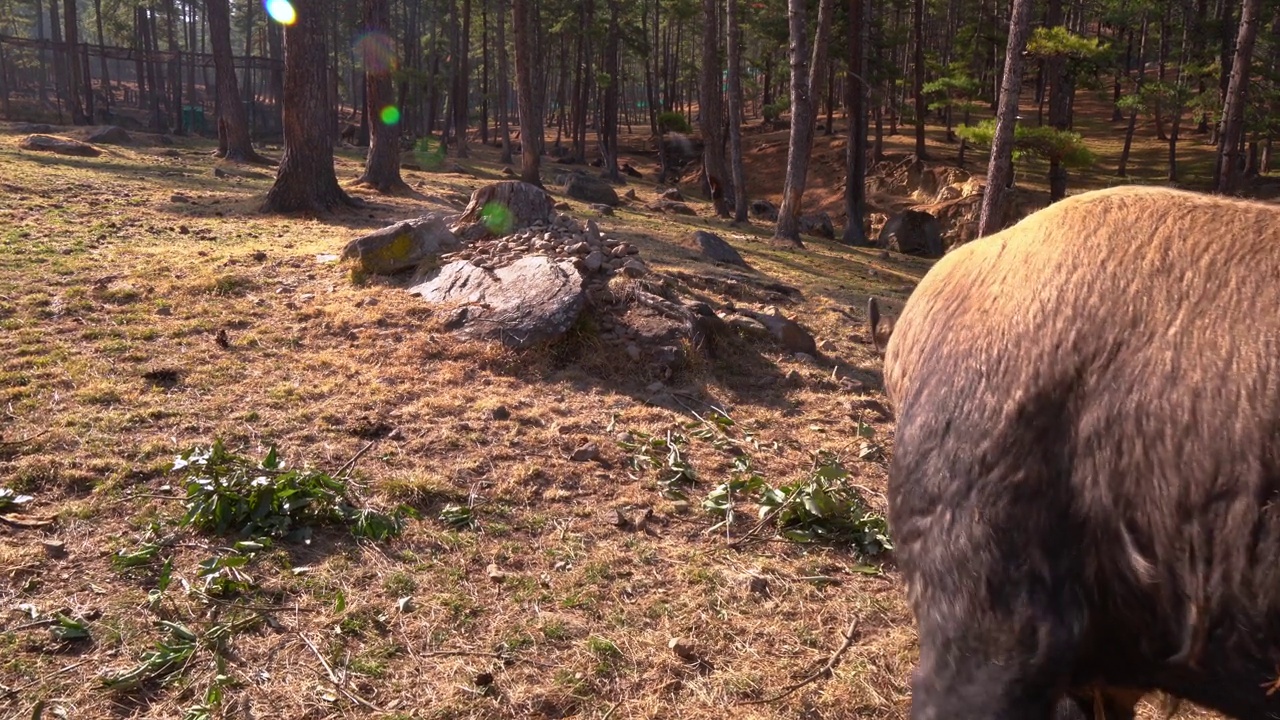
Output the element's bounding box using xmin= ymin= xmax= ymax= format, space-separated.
xmin=0 ymin=98 xmax=1229 ymax=720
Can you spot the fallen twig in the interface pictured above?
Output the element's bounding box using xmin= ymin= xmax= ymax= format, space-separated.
xmin=422 ymin=649 xmax=506 ymax=659
xmin=334 ymin=440 xmax=376 ymax=480
xmin=298 ymin=632 xmax=386 ymax=713
xmin=0 ymin=659 xmax=92 ymax=700
xmin=0 ymin=618 xmax=56 ymax=633
xmin=0 ymin=429 xmax=50 ymax=447
xmin=735 ymin=619 xmax=860 ymax=706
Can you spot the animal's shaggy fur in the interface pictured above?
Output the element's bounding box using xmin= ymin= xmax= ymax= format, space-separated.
xmin=878 ymin=185 xmax=1280 ymax=720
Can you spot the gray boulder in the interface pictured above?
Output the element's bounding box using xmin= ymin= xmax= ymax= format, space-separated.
xmin=800 ymin=212 xmax=836 ymax=239
xmin=342 ymin=214 xmax=460 ymax=275
xmin=749 ymin=199 xmax=779 ymax=221
xmin=87 ymin=126 xmax=131 ymax=145
xmin=650 ymin=200 xmax=697 ymax=216
xmin=19 ymin=134 xmax=101 ymax=157
xmin=692 ymin=230 xmax=748 ymax=268
xmin=879 ymin=209 xmax=943 ymax=258
xmin=737 ymin=309 xmax=818 ymax=355
xmin=408 ymin=256 xmax=586 ymax=349
xmin=562 ymin=172 xmax=620 ymax=206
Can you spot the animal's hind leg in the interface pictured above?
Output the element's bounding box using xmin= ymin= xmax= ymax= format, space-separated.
xmin=909 ymin=620 xmax=1071 ymax=720
xmin=898 ymin=496 xmax=1085 ymax=720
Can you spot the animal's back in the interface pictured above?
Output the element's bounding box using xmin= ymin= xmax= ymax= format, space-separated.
xmin=882 ymin=185 xmax=1280 ymax=719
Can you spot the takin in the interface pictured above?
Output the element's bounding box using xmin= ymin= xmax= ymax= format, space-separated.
xmin=872 ymin=185 xmax=1280 ymax=720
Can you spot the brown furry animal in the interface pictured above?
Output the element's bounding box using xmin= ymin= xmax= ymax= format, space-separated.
xmin=876 ymin=185 xmax=1280 ymax=720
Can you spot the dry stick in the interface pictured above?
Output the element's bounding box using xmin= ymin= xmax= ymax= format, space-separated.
xmin=422 ymin=649 xmax=506 ymax=659
xmin=601 ymin=701 xmax=622 ymax=719
xmin=0 ymin=659 xmax=92 ymax=700
xmin=334 ymin=440 xmax=376 ymax=480
xmin=735 ymin=619 xmax=860 ymax=706
xmin=0 ymin=429 xmax=50 ymax=446
xmin=297 ymin=632 xmax=386 ymax=713
xmin=0 ymin=618 xmax=56 ymax=633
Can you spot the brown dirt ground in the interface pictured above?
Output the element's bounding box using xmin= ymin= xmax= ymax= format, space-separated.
xmin=0 ymin=79 xmax=1234 ymax=720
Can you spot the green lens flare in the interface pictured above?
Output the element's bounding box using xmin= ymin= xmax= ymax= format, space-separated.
xmin=480 ymin=202 xmax=514 ymax=235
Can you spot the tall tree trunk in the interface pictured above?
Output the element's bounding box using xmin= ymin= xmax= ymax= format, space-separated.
xmin=35 ymin=0 xmax=48 ymax=105
xmin=1118 ymin=13 xmax=1149 ymax=177
xmin=166 ymin=0 xmax=182 ymax=134
xmin=601 ymin=0 xmax=622 ymax=182
xmin=49 ymin=1 xmax=65 ymax=122
xmin=149 ymin=8 xmax=167 ymax=126
xmin=700 ymin=0 xmax=728 ymax=215
xmin=142 ymin=8 xmax=164 ymax=130
xmin=0 ymin=40 xmax=9 ymax=119
xmin=268 ymin=20 xmax=284 ymax=128
xmin=133 ymin=7 xmax=146 ymax=114
xmin=262 ymin=0 xmax=358 ymax=213
xmin=726 ymin=0 xmax=748 ymax=222
xmin=842 ymin=0 xmax=869 ymax=245
xmin=774 ymin=0 xmax=833 ymax=245
xmin=242 ymin=0 xmax=255 ymax=108
xmin=356 ymin=0 xmax=407 ymax=192
xmin=824 ymin=60 xmax=835 ymax=135
xmin=93 ymin=0 xmax=111 ymax=115
xmin=480 ymin=0 xmax=490 ymax=144
xmin=1044 ymin=0 xmax=1068 ymax=195
xmin=911 ymin=0 xmax=925 ymax=159
xmin=1213 ymin=0 xmax=1236 ymax=146
xmin=186 ymin=2 xmax=197 ymax=121
xmin=512 ymin=0 xmax=541 ymax=185
xmin=207 ymin=0 xmax=269 ymax=163
xmin=454 ymin=0 xmax=471 ymax=157
xmin=496 ymin=0 xmax=513 ymax=163
xmin=1046 ymin=0 xmax=1068 ymax=129
xmin=1112 ymin=26 xmax=1130 ymax=122
xmin=59 ymin=0 xmax=86 ymax=123
xmin=977 ymin=0 xmax=1034 ymax=238
xmin=1216 ymin=0 xmax=1260 ymax=194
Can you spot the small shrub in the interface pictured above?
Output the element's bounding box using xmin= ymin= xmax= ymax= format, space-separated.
xmin=758 ymin=452 xmax=892 ymax=555
xmin=173 ymin=441 xmax=411 ymax=542
xmin=656 ymin=111 xmax=692 ymax=134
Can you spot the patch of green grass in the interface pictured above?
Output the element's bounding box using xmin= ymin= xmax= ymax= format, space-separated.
xmin=541 ymin=620 xmax=570 ymax=641
xmin=382 ymin=571 xmax=417 ymax=597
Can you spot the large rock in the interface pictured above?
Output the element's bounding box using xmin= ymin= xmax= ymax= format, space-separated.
xmin=692 ymin=230 xmax=748 ymax=268
xmin=451 ymin=180 xmax=556 ymax=242
xmin=408 ymin=256 xmax=586 ymax=349
xmin=649 ymin=200 xmax=697 ymax=216
xmin=800 ymin=212 xmax=836 ymax=239
xmin=878 ymin=209 xmax=944 ymax=258
xmin=750 ymin=199 xmax=779 ymax=221
xmin=87 ymin=126 xmax=131 ymax=145
xmin=342 ymin=214 xmax=461 ymax=275
xmin=19 ymin=134 xmax=101 ymax=157
xmin=736 ymin=308 xmax=817 ymax=355
xmin=562 ymin=172 xmax=620 ymax=206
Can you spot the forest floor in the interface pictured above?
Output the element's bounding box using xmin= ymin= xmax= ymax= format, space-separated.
xmin=0 ymin=84 xmax=1233 ymax=720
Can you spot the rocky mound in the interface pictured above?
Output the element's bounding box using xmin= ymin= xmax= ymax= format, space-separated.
xmin=346 ymin=181 xmax=820 ymax=380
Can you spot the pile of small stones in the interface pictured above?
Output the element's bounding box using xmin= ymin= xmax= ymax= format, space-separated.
xmin=441 ymin=214 xmax=648 ymax=285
